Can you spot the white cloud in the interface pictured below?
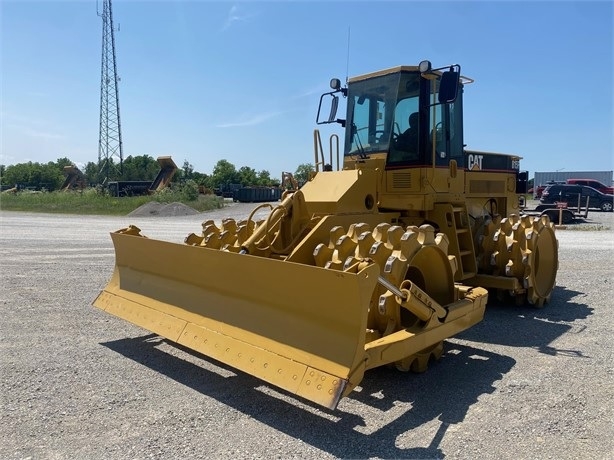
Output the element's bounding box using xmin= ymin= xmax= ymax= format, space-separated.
xmin=292 ymin=84 xmax=329 ymax=100
xmin=216 ymin=110 xmax=283 ymax=128
xmin=221 ymin=5 xmax=255 ymax=31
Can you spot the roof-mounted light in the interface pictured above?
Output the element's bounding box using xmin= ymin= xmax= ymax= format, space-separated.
xmin=419 ymin=60 xmax=432 ymax=74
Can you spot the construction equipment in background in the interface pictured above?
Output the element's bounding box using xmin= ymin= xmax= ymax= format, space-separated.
xmin=281 ymin=171 xmax=299 ymax=190
xmin=107 ymin=156 xmax=177 ymax=197
xmin=148 ymin=156 xmax=177 ymax=193
xmin=1 ymin=185 xmax=19 ymax=194
xmin=61 ymin=165 xmax=88 ymax=191
xmin=94 ymin=61 xmax=559 ymax=410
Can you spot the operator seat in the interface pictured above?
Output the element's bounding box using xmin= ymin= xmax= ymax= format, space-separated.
xmin=395 ymin=112 xmax=420 ymax=154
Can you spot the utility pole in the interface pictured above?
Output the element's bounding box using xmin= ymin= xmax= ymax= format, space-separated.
xmin=97 ymin=0 xmax=123 ymax=184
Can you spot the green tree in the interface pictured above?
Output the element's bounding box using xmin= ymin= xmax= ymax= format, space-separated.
xmin=55 ymin=157 xmax=73 ymax=169
xmin=98 ymin=157 xmax=119 ymax=183
xmin=181 ymin=160 xmax=194 ymax=181
xmin=211 ymin=159 xmax=239 ymax=188
xmin=84 ymin=162 xmax=100 ymax=185
xmin=238 ymin=166 xmax=257 ymax=186
xmin=2 ymin=163 xmax=28 ymax=186
xmin=2 ymin=161 xmax=65 ymax=190
xmin=179 ymin=179 xmax=199 ymax=201
xmin=120 ymin=155 xmax=159 ymax=181
xmin=191 ymin=171 xmax=209 ymax=187
xmin=256 ymin=170 xmax=271 ymax=186
xmin=41 ymin=161 xmax=64 ymax=190
xmin=294 ymin=163 xmax=315 ymax=185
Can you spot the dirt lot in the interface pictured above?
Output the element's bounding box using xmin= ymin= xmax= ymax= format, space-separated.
xmin=1 ymin=204 xmax=613 ymax=459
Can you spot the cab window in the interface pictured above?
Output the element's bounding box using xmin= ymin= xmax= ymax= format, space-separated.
xmin=345 ymin=73 xmax=399 ymax=157
xmin=388 ymin=96 xmax=420 ymax=163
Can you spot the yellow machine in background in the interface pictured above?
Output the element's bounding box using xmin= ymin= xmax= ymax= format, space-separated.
xmin=94 ymin=61 xmax=559 ymax=410
xmin=148 ymin=156 xmax=177 ymax=193
xmin=60 ymin=165 xmax=87 ymax=191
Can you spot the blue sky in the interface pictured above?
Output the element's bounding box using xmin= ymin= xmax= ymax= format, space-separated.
xmin=1 ymin=1 xmax=612 ymax=180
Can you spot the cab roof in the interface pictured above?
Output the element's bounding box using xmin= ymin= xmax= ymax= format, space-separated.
xmin=348 ymin=65 xmax=474 ymax=85
xmin=348 ymin=65 xmax=420 ymax=83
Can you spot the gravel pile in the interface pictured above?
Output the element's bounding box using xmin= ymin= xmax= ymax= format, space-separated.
xmin=128 ymin=201 xmax=200 ymax=217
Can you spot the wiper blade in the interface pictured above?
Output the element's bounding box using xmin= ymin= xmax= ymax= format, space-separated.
xmin=351 ymin=123 xmax=368 ymax=159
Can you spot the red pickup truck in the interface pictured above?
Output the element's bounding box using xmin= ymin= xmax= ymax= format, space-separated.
xmin=566 ymin=179 xmax=614 ymax=195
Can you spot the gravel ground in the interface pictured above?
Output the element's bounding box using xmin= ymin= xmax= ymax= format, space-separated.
xmin=1 ymin=202 xmax=613 ymax=460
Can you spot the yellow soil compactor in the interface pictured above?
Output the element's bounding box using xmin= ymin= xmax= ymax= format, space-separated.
xmin=94 ymin=61 xmax=559 ymax=409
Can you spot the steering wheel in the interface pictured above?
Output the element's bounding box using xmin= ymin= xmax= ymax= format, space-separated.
xmin=374 ymin=130 xmax=399 ymax=142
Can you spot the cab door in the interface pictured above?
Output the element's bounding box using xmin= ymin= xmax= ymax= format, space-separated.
xmin=427 ymin=85 xmax=465 ymax=194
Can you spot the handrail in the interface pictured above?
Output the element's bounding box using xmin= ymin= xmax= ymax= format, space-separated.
xmin=313 ymin=129 xmax=325 ymax=172
xmin=313 ymin=129 xmax=340 ymax=172
xmin=329 ymin=134 xmax=340 ymax=171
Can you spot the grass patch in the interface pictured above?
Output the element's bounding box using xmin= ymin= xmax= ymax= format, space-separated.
xmin=0 ymin=188 xmax=224 ymax=215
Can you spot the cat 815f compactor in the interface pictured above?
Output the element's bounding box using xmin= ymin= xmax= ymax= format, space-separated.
xmin=94 ymin=61 xmax=559 ymax=410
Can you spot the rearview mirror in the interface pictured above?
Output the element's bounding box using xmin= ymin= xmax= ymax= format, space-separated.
xmin=317 ymin=93 xmax=344 ymax=125
xmin=438 ymin=68 xmax=460 ymax=104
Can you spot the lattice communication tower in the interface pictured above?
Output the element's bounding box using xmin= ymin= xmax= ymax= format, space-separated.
xmin=97 ymin=0 xmax=123 ymax=183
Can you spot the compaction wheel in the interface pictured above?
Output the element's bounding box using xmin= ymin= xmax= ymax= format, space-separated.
xmin=477 ymin=214 xmax=558 ymax=307
xmin=313 ymin=223 xmax=457 ymax=370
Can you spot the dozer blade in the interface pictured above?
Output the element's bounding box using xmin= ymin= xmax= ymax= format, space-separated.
xmin=94 ymin=232 xmax=380 ymax=409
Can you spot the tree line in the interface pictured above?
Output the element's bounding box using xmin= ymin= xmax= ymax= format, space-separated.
xmin=0 ymin=156 xmax=315 ymax=192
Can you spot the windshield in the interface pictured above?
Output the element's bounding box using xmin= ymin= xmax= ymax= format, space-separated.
xmin=345 ymin=71 xmax=422 ymax=158
xmin=345 ymin=73 xmax=399 ymax=156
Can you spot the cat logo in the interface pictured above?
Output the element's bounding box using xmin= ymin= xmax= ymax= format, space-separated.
xmin=468 ymin=154 xmax=483 ymax=170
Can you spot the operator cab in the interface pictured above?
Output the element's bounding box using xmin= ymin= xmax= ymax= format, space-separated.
xmin=318 ymin=61 xmax=471 ymax=171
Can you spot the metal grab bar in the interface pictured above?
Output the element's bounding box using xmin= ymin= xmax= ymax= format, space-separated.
xmin=313 ymin=129 xmax=340 ymax=172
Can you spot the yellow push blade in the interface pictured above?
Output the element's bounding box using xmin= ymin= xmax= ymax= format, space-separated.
xmin=93 ymin=232 xmax=379 ymax=409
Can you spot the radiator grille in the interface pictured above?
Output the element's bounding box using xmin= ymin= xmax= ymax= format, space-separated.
xmin=392 ymin=172 xmax=412 ymax=189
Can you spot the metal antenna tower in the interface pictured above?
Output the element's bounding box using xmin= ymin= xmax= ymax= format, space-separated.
xmin=97 ymin=0 xmax=123 ymax=183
